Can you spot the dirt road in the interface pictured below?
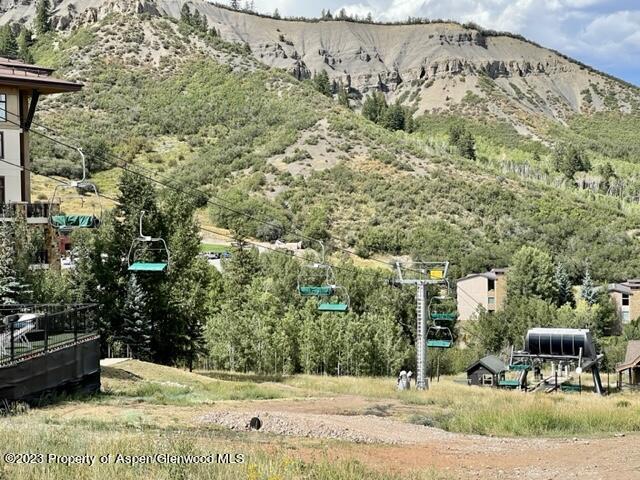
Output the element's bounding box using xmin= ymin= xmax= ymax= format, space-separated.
xmin=199 ymin=396 xmax=640 ymax=480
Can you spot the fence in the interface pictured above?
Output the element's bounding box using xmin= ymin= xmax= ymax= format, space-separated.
xmin=0 ymin=304 xmax=98 ymax=365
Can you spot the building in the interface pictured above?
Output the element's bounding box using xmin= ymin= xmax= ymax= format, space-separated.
xmin=616 ymin=341 xmax=640 ymax=388
xmin=466 ymin=355 xmax=508 ymax=387
xmin=456 ymin=268 xmax=508 ymax=321
xmin=0 ymin=57 xmax=82 ymax=267
xmin=608 ymin=280 xmax=640 ymax=326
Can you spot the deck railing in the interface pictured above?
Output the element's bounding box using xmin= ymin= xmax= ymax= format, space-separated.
xmin=0 ymin=304 xmax=98 ymax=366
xmin=0 ymin=202 xmax=53 ymax=219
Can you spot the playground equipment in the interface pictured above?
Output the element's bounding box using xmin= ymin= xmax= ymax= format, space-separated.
xmin=393 ymin=261 xmax=452 ymax=390
xmin=127 ymin=210 xmax=171 ymax=272
xmin=296 ymin=242 xmax=349 ymax=313
xmin=510 ymin=328 xmax=604 ymax=395
xmin=49 ymin=148 xmax=102 ymax=231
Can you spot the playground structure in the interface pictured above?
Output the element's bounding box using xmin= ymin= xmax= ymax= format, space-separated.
xmin=503 ymin=328 xmax=605 ymax=395
xmin=393 ymin=261 xmax=454 ymax=390
xmin=297 ymin=242 xmax=350 ymax=313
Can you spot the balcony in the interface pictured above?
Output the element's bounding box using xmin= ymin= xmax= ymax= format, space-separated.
xmin=0 ymin=202 xmax=57 ymax=224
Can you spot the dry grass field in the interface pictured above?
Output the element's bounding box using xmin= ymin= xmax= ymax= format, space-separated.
xmin=1 ymin=361 xmax=640 ymax=479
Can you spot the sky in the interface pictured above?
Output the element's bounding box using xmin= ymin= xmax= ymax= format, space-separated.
xmin=241 ymin=0 xmax=640 ymax=86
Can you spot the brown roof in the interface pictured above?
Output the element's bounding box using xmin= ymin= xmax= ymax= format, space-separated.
xmin=0 ymin=57 xmax=82 ymax=94
xmin=616 ymin=340 xmax=640 ymax=372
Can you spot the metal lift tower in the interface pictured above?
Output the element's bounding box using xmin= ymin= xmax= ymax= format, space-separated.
xmin=394 ymin=261 xmax=450 ymax=390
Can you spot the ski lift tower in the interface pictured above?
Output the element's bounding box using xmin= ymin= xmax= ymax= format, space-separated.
xmin=394 ymin=261 xmax=450 ymax=390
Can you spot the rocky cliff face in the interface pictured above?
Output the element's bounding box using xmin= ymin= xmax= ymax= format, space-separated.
xmin=1 ymin=0 xmax=637 ymax=126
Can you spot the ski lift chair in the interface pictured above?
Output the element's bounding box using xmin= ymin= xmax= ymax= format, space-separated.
xmin=317 ymin=285 xmax=350 ymax=313
xmin=49 ymin=148 xmax=102 ymax=230
xmin=426 ymin=325 xmax=454 ymax=348
xmin=127 ymin=211 xmax=171 ymax=272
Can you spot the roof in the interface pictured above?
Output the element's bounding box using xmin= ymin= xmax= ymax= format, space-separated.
xmin=467 ymin=355 xmax=508 ymax=375
xmin=457 ymin=268 xmax=508 ymax=283
xmin=616 ymin=341 xmax=640 ymax=372
xmin=0 ymin=57 xmax=82 ymax=94
xmin=608 ymin=283 xmax=632 ymax=295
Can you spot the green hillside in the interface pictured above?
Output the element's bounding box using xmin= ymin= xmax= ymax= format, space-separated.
xmin=25 ymin=12 xmax=640 ymax=284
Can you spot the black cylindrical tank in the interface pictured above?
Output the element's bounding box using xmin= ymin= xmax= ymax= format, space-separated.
xmin=525 ymin=328 xmax=596 ymax=359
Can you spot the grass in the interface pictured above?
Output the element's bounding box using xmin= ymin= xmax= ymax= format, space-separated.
xmin=281 ymin=374 xmax=640 ymax=437
xmin=199 ymin=243 xmax=232 ymax=253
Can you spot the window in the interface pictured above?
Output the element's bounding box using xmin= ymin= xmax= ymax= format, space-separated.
xmin=0 ymin=176 xmax=4 ymax=204
xmin=488 ymin=279 xmax=495 ymax=291
xmin=0 ymin=94 xmax=6 ymax=122
xmin=488 ymin=296 xmax=496 ymax=305
xmin=482 ymin=374 xmax=493 ymax=386
xmin=623 ymin=311 xmax=631 ymax=323
xmin=623 ymin=294 xmax=630 ymax=307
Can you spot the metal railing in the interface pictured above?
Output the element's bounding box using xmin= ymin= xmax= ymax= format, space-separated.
xmin=0 ymin=203 xmax=53 ymax=219
xmin=0 ymin=304 xmax=98 ymax=366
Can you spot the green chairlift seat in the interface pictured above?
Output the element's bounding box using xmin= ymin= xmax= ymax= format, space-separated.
xmin=560 ymin=384 xmax=582 ymax=393
xmin=318 ymin=303 xmax=349 ymax=313
xmin=128 ymin=262 xmax=168 ymax=272
xmin=509 ymin=364 xmax=531 ymax=371
xmin=426 ymin=339 xmax=453 ymax=348
xmin=51 ymin=215 xmax=99 ymax=230
xmin=498 ymin=379 xmax=521 ymax=389
xmin=299 ymin=286 xmax=334 ymax=297
xmin=430 ymin=313 xmax=457 ymax=322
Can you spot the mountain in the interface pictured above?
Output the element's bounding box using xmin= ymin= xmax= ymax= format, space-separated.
xmin=3 ymin=0 xmax=640 ymax=283
xmin=2 ymin=0 xmax=639 ymax=135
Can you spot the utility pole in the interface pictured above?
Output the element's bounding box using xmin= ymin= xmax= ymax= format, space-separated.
xmin=394 ymin=261 xmax=450 ymax=390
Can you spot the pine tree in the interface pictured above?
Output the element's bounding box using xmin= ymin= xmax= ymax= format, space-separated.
xmin=273 ymin=8 xmax=281 ymax=19
xmin=381 ymin=102 xmax=406 ymax=131
xmin=230 ymin=0 xmax=240 ymax=10
xmin=180 ymin=4 xmax=192 ymax=25
xmin=34 ymin=0 xmax=51 ymax=35
xmin=313 ymin=70 xmax=332 ymax=97
xmin=554 ymin=263 xmax=575 ymax=307
xmin=0 ymin=24 xmax=18 ymax=58
xmin=0 ymin=220 xmax=22 ymax=305
xmin=581 ymin=269 xmax=597 ymax=306
xmin=338 ymin=86 xmax=350 ymax=108
xmin=16 ymin=27 xmax=33 ymax=63
xmin=457 ymin=130 xmax=476 ymax=160
xmin=121 ymin=276 xmax=152 ymax=360
xmin=362 ymin=92 xmax=388 ymax=124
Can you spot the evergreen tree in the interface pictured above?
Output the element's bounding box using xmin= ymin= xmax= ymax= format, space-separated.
xmin=581 ymin=268 xmax=597 ymax=306
xmin=381 ymin=102 xmax=406 ymax=131
xmin=457 ymin=130 xmax=476 ymax=160
xmin=121 ymin=276 xmax=152 ymax=360
xmin=16 ymin=27 xmax=33 ymax=63
xmin=180 ymin=4 xmax=192 ymax=25
xmin=0 ymin=24 xmax=18 ymax=58
xmin=312 ymin=70 xmax=332 ymax=97
xmin=34 ymin=0 xmax=51 ymax=35
xmin=554 ymin=263 xmax=575 ymax=307
xmin=0 ymin=220 xmax=22 ymax=305
xmin=273 ymin=8 xmax=281 ymax=19
xmin=362 ymin=92 xmax=387 ymax=124
xmin=230 ymin=0 xmax=240 ymax=10
xmin=554 ymin=143 xmax=590 ymax=179
xmin=337 ymin=86 xmax=350 ymax=108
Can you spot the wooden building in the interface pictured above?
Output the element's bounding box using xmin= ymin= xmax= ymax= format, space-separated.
xmin=616 ymin=340 xmax=640 ymax=388
xmin=0 ymin=57 xmax=82 ymax=268
xmin=466 ymin=355 xmax=508 ymax=387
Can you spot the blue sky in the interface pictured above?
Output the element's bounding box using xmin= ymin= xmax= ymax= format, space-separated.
xmin=243 ymin=0 xmax=640 ymax=86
